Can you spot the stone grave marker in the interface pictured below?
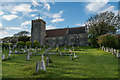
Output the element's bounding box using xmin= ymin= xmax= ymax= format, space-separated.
xmin=36 ymin=61 xmax=40 ymax=72
xmin=102 ymin=46 xmax=104 ymax=50
xmin=74 ymin=53 xmax=77 ymax=58
xmin=26 ymin=54 xmax=30 ymax=61
xmin=46 ymin=57 xmax=49 ymax=67
xmin=2 ymin=54 xmax=5 ymax=60
xmin=40 ymin=54 xmax=46 ymax=70
xmin=117 ymin=50 xmax=119 ymax=58
xmin=106 ymin=47 xmax=109 ymax=52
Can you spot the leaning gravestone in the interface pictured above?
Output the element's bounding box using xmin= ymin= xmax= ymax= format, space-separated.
xmin=46 ymin=57 xmax=49 ymax=67
xmin=36 ymin=61 xmax=40 ymax=72
xmin=40 ymin=54 xmax=46 ymax=70
xmin=2 ymin=54 xmax=5 ymax=60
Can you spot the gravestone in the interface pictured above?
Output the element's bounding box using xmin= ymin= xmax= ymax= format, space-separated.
xmin=36 ymin=61 xmax=40 ymax=72
xmin=114 ymin=49 xmax=116 ymax=54
xmin=74 ymin=53 xmax=77 ymax=58
xmin=2 ymin=54 xmax=5 ymax=60
xmin=110 ymin=48 xmax=114 ymax=53
xmin=46 ymin=57 xmax=49 ymax=67
xmin=70 ymin=54 xmax=72 ymax=61
xmin=106 ymin=47 xmax=109 ymax=52
xmin=117 ymin=50 xmax=119 ymax=58
xmin=60 ymin=52 xmax=63 ymax=56
xmin=40 ymin=54 xmax=46 ymax=70
xmin=9 ymin=53 xmax=11 ymax=57
xmin=102 ymin=46 xmax=104 ymax=50
xmin=26 ymin=54 xmax=30 ymax=60
xmin=9 ymin=50 xmax=12 ymax=54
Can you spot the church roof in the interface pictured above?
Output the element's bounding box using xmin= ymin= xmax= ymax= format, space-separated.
xmin=46 ymin=27 xmax=86 ymax=37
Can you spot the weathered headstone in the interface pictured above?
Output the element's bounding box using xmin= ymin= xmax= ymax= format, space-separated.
xmin=9 ymin=53 xmax=11 ymax=57
xmin=14 ymin=49 xmax=18 ymax=54
xmin=40 ymin=54 xmax=46 ymax=70
xmin=102 ymin=46 xmax=104 ymax=50
xmin=70 ymin=54 xmax=72 ymax=61
xmin=46 ymin=57 xmax=49 ymax=67
xmin=106 ymin=47 xmax=109 ymax=52
xmin=74 ymin=53 xmax=77 ymax=58
xmin=36 ymin=61 xmax=40 ymax=72
xmin=117 ymin=50 xmax=119 ymax=58
xmin=2 ymin=54 xmax=5 ymax=60
xmin=9 ymin=50 xmax=12 ymax=54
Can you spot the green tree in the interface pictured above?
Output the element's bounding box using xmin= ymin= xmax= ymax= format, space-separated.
xmin=98 ymin=34 xmax=117 ymax=48
xmin=18 ymin=36 xmax=30 ymax=43
xmin=86 ymin=11 xmax=118 ymax=47
xmin=26 ymin=41 xmax=32 ymax=48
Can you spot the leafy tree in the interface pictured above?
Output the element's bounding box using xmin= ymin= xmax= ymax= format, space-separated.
xmin=98 ymin=34 xmax=117 ymax=48
xmin=14 ymin=31 xmax=30 ymax=37
xmin=18 ymin=36 xmax=30 ymax=43
xmin=86 ymin=11 xmax=118 ymax=47
xmin=33 ymin=40 xmax=39 ymax=48
xmin=17 ymin=41 xmax=25 ymax=48
xmin=26 ymin=41 xmax=32 ymax=48
xmin=115 ymin=34 xmax=120 ymax=48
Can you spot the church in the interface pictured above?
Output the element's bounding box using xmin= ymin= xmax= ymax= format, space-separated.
xmin=31 ymin=19 xmax=88 ymax=46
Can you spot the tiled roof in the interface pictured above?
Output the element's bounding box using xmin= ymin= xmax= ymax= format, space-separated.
xmin=46 ymin=27 xmax=85 ymax=37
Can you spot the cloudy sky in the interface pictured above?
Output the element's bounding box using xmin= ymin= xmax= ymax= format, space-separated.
xmin=0 ymin=0 xmax=119 ymax=38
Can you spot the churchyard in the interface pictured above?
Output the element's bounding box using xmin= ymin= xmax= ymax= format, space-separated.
xmin=2 ymin=45 xmax=119 ymax=78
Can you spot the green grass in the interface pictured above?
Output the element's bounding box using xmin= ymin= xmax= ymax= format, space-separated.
xmin=2 ymin=46 xmax=119 ymax=78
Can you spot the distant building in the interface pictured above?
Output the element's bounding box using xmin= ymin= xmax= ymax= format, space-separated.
xmin=31 ymin=19 xmax=88 ymax=46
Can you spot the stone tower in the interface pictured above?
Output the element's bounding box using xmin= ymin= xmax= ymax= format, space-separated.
xmin=31 ymin=19 xmax=46 ymax=46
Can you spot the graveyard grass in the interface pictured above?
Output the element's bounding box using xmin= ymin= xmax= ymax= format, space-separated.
xmin=2 ymin=46 xmax=119 ymax=78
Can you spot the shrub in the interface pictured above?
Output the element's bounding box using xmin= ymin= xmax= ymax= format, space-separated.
xmin=18 ymin=36 xmax=30 ymax=43
xmin=33 ymin=40 xmax=39 ymax=48
xmin=98 ymin=34 xmax=117 ymax=48
xmin=26 ymin=41 xmax=32 ymax=48
xmin=17 ymin=41 xmax=25 ymax=48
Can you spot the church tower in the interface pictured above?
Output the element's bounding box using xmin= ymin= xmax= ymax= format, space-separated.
xmin=31 ymin=19 xmax=46 ymax=46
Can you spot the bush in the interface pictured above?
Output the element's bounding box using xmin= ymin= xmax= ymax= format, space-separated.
xmin=26 ymin=41 xmax=32 ymax=48
xmin=33 ymin=40 xmax=39 ymax=48
xmin=18 ymin=36 xmax=30 ymax=43
xmin=98 ymin=34 xmax=117 ymax=48
xmin=17 ymin=41 xmax=25 ymax=48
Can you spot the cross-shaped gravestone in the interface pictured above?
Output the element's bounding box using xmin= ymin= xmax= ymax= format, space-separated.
xmin=40 ymin=54 xmax=46 ymax=70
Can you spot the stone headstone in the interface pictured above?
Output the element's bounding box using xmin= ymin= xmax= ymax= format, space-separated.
xmin=40 ymin=54 xmax=46 ymax=70
xmin=110 ymin=48 xmax=114 ymax=53
xmin=70 ymin=54 xmax=72 ymax=61
xmin=74 ymin=53 xmax=77 ymax=58
xmin=36 ymin=61 xmax=40 ymax=72
xmin=117 ymin=50 xmax=119 ymax=58
xmin=9 ymin=50 xmax=12 ymax=54
xmin=14 ymin=50 xmax=18 ymax=54
xmin=46 ymin=57 xmax=49 ymax=67
xmin=9 ymin=53 xmax=11 ymax=57
xmin=2 ymin=54 xmax=5 ymax=60
xmin=102 ymin=46 xmax=104 ymax=50
xmin=26 ymin=54 xmax=30 ymax=60
xmin=60 ymin=52 xmax=63 ymax=56
xmin=114 ymin=49 xmax=116 ymax=54
xmin=106 ymin=47 xmax=109 ymax=52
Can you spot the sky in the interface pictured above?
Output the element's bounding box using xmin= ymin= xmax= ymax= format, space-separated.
xmin=0 ymin=0 xmax=119 ymax=38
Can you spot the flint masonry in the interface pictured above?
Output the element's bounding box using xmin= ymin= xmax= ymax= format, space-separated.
xmin=31 ymin=19 xmax=88 ymax=46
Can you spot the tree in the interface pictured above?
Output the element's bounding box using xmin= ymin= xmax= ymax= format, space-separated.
xmin=26 ymin=41 xmax=32 ymax=48
xmin=17 ymin=41 xmax=25 ymax=48
xmin=115 ymin=34 xmax=120 ymax=48
xmin=86 ymin=11 xmax=118 ymax=47
xmin=33 ymin=40 xmax=39 ymax=48
xmin=18 ymin=36 xmax=30 ymax=43
xmin=98 ymin=34 xmax=117 ymax=48
xmin=14 ymin=31 xmax=30 ymax=37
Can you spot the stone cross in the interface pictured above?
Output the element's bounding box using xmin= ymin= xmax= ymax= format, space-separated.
xmin=2 ymin=54 xmax=5 ymax=60
xmin=15 ymin=49 xmax=18 ymax=54
xmin=40 ymin=54 xmax=46 ymax=70
xmin=36 ymin=61 xmax=40 ymax=72
xmin=46 ymin=57 xmax=49 ymax=67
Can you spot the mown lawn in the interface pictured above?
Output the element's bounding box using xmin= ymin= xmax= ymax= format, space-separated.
xmin=2 ymin=46 xmax=119 ymax=78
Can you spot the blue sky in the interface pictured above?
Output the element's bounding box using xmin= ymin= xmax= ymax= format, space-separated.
xmin=0 ymin=0 xmax=119 ymax=38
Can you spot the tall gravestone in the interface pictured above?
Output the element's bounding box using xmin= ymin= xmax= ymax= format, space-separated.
xmin=36 ymin=61 xmax=40 ymax=72
xmin=40 ymin=54 xmax=46 ymax=70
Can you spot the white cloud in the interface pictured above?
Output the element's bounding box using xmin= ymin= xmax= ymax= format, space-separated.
xmin=3 ymin=14 xmax=18 ymax=21
xmin=21 ymin=21 xmax=31 ymax=27
xmin=31 ymin=14 xmax=36 ymax=17
xmin=46 ymin=25 xmax=56 ymax=30
xmin=50 ymin=18 xmax=64 ymax=23
xmin=31 ymin=0 xmax=42 ymax=7
xmin=75 ymin=23 xmax=85 ymax=26
xmin=0 ymin=11 xmax=4 ymax=15
xmin=53 ymin=11 xmax=63 ymax=18
xmin=0 ymin=23 xmax=2 ymax=27
xmin=6 ymin=27 xmax=22 ymax=30
xmin=44 ymin=3 xmax=50 ymax=11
